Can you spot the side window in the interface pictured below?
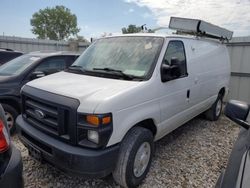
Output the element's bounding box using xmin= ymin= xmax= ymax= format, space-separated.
xmin=163 ymin=41 xmax=187 ymax=76
xmin=35 ymin=57 xmax=67 ymax=74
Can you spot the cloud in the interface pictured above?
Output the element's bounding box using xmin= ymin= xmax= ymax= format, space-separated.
xmin=124 ymin=0 xmax=250 ymax=36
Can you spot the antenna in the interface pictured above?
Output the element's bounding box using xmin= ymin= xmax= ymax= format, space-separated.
xmin=141 ymin=24 xmax=148 ymax=33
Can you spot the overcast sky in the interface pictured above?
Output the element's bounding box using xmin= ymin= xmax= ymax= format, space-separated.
xmin=0 ymin=0 xmax=249 ymax=40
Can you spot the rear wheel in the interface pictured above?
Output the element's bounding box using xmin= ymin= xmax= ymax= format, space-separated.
xmin=2 ymin=104 xmax=18 ymax=134
xmin=112 ymin=127 xmax=154 ymax=188
xmin=205 ymin=95 xmax=223 ymax=121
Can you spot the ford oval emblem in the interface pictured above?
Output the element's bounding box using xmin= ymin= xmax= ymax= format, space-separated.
xmin=34 ymin=109 xmax=45 ymax=119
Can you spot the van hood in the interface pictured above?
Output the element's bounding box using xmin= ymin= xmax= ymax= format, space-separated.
xmin=26 ymin=71 xmax=143 ymax=113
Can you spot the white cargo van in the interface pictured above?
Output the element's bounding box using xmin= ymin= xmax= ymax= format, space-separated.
xmin=17 ymin=17 xmax=232 ymax=187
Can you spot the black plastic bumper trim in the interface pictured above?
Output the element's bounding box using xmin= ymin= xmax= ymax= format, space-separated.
xmin=0 ymin=145 xmax=23 ymax=188
xmin=16 ymin=115 xmax=119 ymax=177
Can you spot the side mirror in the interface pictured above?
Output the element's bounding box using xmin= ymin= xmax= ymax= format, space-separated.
xmin=161 ymin=64 xmax=172 ymax=82
xmin=161 ymin=57 xmax=181 ymax=82
xmin=170 ymin=57 xmax=181 ymax=78
xmin=224 ymin=100 xmax=250 ymax=129
xmin=170 ymin=57 xmax=179 ymax=66
xmin=30 ymin=71 xmax=45 ymax=80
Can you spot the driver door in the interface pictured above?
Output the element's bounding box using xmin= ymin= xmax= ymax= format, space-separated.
xmin=158 ymin=40 xmax=192 ymax=136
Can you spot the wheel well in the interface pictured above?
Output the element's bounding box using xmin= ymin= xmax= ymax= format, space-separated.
xmin=219 ymin=87 xmax=225 ymax=98
xmin=134 ymin=119 xmax=157 ymax=136
xmin=0 ymin=99 xmax=20 ymax=113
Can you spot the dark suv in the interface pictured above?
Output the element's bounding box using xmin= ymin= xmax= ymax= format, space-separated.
xmin=0 ymin=51 xmax=79 ymax=133
xmin=0 ymin=48 xmax=23 ymax=66
xmin=216 ymin=100 xmax=250 ymax=188
xmin=0 ymin=104 xmax=23 ymax=187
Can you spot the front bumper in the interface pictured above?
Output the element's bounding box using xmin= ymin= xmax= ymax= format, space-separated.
xmin=0 ymin=145 xmax=23 ymax=188
xmin=16 ymin=115 xmax=119 ymax=178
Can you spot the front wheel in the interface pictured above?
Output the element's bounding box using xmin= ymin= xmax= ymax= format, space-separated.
xmin=205 ymin=95 xmax=223 ymax=121
xmin=2 ymin=104 xmax=18 ymax=134
xmin=112 ymin=127 xmax=154 ymax=188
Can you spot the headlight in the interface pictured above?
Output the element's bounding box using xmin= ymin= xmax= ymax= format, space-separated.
xmin=87 ymin=130 xmax=99 ymax=144
xmin=77 ymin=113 xmax=113 ymax=148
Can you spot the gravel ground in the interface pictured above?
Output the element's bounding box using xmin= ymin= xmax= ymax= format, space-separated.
xmin=13 ymin=115 xmax=239 ymax=188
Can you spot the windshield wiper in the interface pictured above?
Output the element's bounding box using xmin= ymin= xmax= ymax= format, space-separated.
xmin=67 ymin=65 xmax=86 ymax=73
xmin=93 ymin=67 xmax=136 ymax=80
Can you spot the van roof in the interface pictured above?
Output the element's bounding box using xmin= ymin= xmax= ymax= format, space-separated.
xmin=101 ymin=33 xmax=224 ymax=43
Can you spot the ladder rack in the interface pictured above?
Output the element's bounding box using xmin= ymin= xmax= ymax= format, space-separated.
xmin=169 ymin=17 xmax=233 ymax=41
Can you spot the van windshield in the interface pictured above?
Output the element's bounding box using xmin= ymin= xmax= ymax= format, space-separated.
xmin=70 ymin=36 xmax=163 ymax=80
xmin=0 ymin=55 xmax=41 ymax=76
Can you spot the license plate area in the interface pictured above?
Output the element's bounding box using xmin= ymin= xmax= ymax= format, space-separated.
xmin=28 ymin=144 xmax=42 ymax=162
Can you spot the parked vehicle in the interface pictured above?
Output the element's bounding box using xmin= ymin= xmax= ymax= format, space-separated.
xmin=0 ymin=51 xmax=79 ymax=133
xmin=0 ymin=48 xmax=23 ymax=66
xmin=0 ymin=104 xmax=23 ymax=188
xmin=16 ymin=17 xmax=232 ymax=187
xmin=215 ymin=100 xmax=250 ymax=188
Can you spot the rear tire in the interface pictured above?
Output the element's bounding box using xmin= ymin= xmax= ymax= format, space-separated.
xmin=112 ymin=127 xmax=154 ymax=188
xmin=2 ymin=104 xmax=18 ymax=134
xmin=205 ymin=95 xmax=223 ymax=121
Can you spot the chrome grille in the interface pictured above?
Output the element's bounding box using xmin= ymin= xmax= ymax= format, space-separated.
xmin=22 ymin=95 xmax=68 ymax=137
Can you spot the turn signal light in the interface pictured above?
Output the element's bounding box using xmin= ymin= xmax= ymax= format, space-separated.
xmin=86 ymin=115 xmax=99 ymax=126
xmin=86 ymin=115 xmax=112 ymax=126
xmin=102 ymin=116 xmax=111 ymax=124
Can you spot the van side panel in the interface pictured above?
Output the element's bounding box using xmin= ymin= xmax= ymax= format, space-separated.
xmin=190 ymin=41 xmax=230 ymax=101
xmin=152 ymin=39 xmax=227 ymax=141
xmin=154 ymin=38 xmax=230 ymax=141
xmin=187 ymin=39 xmax=230 ymax=107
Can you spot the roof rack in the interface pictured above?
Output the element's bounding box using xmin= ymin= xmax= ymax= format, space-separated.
xmin=169 ymin=17 xmax=233 ymax=41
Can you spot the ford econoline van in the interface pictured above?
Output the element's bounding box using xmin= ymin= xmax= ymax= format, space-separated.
xmin=16 ymin=17 xmax=233 ymax=187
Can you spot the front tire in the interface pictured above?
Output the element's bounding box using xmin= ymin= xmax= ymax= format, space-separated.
xmin=112 ymin=127 xmax=154 ymax=188
xmin=205 ymin=95 xmax=223 ymax=121
xmin=2 ymin=104 xmax=18 ymax=134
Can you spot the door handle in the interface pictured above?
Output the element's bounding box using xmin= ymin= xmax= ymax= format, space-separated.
xmin=187 ymin=89 xmax=190 ymax=99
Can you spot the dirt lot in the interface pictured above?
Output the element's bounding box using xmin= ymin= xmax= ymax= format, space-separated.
xmin=13 ymin=115 xmax=239 ymax=188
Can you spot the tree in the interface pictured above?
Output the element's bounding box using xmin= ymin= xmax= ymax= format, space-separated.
xmin=122 ymin=24 xmax=155 ymax=34
xmin=30 ymin=5 xmax=80 ymax=40
xmin=122 ymin=25 xmax=142 ymax=34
